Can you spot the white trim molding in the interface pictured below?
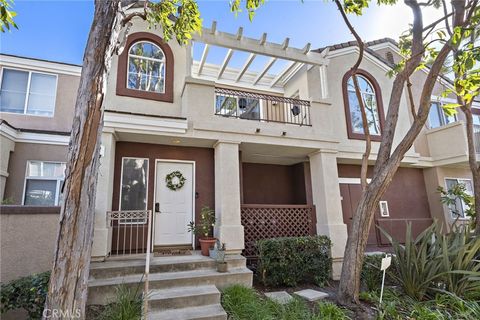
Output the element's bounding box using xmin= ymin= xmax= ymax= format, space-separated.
xmin=0 ymin=122 xmax=70 ymax=146
xmin=103 ymin=111 xmax=188 ymax=135
xmin=0 ymin=54 xmax=82 ymax=77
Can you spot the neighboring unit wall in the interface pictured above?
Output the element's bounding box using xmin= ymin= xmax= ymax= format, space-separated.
xmin=0 ymin=206 xmax=59 ymax=283
xmin=423 ymin=166 xmax=473 ymax=231
xmin=3 ymin=143 xmax=68 ymax=204
xmin=0 ymin=63 xmax=79 ymax=133
xmin=338 ymin=165 xmax=432 ymax=244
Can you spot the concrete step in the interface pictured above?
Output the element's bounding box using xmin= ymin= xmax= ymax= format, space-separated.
xmin=89 ymin=254 xmax=246 ymax=280
xmin=148 ymin=285 xmax=220 ymax=310
xmin=147 ymin=304 xmax=227 ymax=320
xmin=88 ymin=267 xmax=252 ymax=305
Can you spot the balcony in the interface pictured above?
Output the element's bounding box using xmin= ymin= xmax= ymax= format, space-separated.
xmin=214 ymin=87 xmax=311 ymax=126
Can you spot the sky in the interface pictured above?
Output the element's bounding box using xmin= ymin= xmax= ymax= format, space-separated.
xmin=0 ymin=0 xmax=441 ymax=66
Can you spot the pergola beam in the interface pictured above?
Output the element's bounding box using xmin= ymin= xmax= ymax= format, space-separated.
xmin=270 ymin=61 xmax=302 ymax=88
xmin=192 ymin=28 xmax=328 ymax=66
xmin=253 ymin=57 xmax=277 ymax=85
xmin=197 ymin=44 xmax=210 ymax=76
xmin=236 ymin=53 xmax=256 ymax=82
xmin=217 ymin=49 xmax=233 ymax=79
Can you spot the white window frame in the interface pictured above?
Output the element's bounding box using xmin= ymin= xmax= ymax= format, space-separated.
xmin=379 ymin=200 xmax=390 ymax=217
xmin=118 ymin=157 xmax=149 ymax=224
xmin=444 ymin=177 xmax=473 ymax=219
xmin=22 ymin=160 xmax=66 ymax=206
xmin=214 ymin=93 xmax=264 ymax=120
xmin=126 ymin=41 xmax=166 ymax=94
xmin=0 ymin=67 xmax=58 ymax=117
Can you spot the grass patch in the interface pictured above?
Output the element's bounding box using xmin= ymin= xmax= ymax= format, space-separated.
xmin=360 ymin=288 xmax=480 ymax=320
xmin=98 ymin=284 xmax=143 ymax=320
xmin=221 ymin=285 xmax=350 ymax=320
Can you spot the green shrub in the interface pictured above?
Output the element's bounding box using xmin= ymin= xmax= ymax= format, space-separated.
xmin=380 ymin=222 xmax=480 ymax=301
xmin=257 ymin=236 xmax=332 ymax=287
xmin=0 ymin=271 xmax=50 ymax=319
xmin=99 ymin=284 xmax=143 ymax=320
xmin=316 ymin=301 xmax=349 ymax=320
xmin=361 ymin=254 xmax=398 ymax=291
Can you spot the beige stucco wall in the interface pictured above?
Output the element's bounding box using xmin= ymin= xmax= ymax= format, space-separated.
xmin=0 ymin=211 xmax=58 ymax=283
xmin=0 ymin=68 xmax=79 ymax=132
xmin=423 ymin=166 xmax=472 ymax=231
xmin=104 ymin=21 xmax=187 ymax=118
xmin=324 ymin=51 xmax=419 ymax=161
xmin=3 ymin=143 xmax=68 ymax=204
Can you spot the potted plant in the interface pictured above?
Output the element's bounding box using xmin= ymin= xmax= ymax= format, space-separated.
xmin=216 ymin=242 xmax=228 ymax=273
xmin=187 ymin=206 xmax=216 ymax=256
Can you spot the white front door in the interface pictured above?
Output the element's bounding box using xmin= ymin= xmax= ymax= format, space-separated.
xmin=154 ymin=161 xmax=194 ymax=247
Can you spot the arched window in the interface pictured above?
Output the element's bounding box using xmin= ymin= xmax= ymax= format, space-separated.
xmin=117 ymin=32 xmax=174 ymax=102
xmin=127 ymin=41 xmax=166 ymax=93
xmin=342 ymin=70 xmax=384 ymax=141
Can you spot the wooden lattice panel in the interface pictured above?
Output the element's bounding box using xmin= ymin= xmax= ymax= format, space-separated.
xmin=241 ymin=205 xmax=316 ymax=258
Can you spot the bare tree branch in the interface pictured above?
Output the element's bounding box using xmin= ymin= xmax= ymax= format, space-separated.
xmin=333 ymin=0 xmax=371 ymax=190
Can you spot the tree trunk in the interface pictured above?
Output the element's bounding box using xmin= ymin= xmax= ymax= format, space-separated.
xmin=461 ymin=105 xmax=480 ymax=234
xmin=337 ymin=36 xmax=455 ymax=305
xmin=43 ymin=1 xmax=122 ymax=318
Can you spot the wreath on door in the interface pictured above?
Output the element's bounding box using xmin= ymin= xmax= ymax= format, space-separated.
xmin=165 ymin=170 xmax=186 ymax=191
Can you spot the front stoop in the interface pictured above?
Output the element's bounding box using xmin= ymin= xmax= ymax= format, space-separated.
xmin=87 ymin=253 xmax=251 ymax=319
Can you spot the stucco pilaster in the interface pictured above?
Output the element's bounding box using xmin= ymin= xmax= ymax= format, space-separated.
xmin=0 ymin=135 xmax=15 ymax=201
xmin=214 ymin=140 xmax=244 ymax=253
xmin=92 ymin=131 xmax=116 ymax=259
xmin=309 ymin=149 xmax=347 ymax=280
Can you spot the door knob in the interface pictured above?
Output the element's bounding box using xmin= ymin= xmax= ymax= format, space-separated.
xmin=155 ymin=202 xmax=160 ymax=213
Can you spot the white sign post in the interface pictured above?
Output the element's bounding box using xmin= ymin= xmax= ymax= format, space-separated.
xmin=379 ymin=254 xmax=391 ymax=305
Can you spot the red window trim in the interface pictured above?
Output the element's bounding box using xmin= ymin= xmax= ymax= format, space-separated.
xmin=342 ymin=69 xmax=385 ymax=142
xmin=116 ymin=32 xmax=174 ymax=103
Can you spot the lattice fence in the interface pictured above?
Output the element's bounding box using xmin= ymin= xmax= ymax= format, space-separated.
xmin=241 ymin=204 xmax=316 ymax=258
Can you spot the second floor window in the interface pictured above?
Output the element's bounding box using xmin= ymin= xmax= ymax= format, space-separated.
xmin=428 ymin=101 xmax=456 ymax=129
xmin=343 ymin=70 xmax=384 ymax=141
xmin=0 ymin=68 xmax=57 ymax=116
xmin=127 ymin=41 xmax=165 ymax=93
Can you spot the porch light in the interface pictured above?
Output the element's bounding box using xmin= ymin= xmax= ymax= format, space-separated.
xmin=282 ymin=131 xmax=286 ymax=136
xmin=256 ymin=128 xmax=261 ymax=133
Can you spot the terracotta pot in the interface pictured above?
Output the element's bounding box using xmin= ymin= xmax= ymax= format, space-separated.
xmin=199 ymin=237 xmax=216 ymax=256
xmin=217 ymin=261 xmax=228 ymax=273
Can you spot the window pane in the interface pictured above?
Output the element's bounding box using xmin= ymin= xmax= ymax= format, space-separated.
xmin=24 ymin=179 xmax=57 ymax=205
xmin=238 ymin=98 xmax=260 ymax=120
xmin=26 ymin=73 xmax=56 ymax=116
xmin=27 ymin=161 xmax=42 ymax=177
xmin=0 ymin=69 xmax=28 ymax=113
xmin=129 ymin=42 xmax=164 ymax=60
xmin=347 ymin=76 xmax=381 ymax=135
xmin=215 ymin=95 xmax=238 ymax=116
xmin=120 ymin=158 xmax=148 ymax=211
xmin=473 ymin=114 xmax=480 ymax=126
xmin=428 ymin=103 xmax=442 ymax=128
xmin=43 ymin=162 xmax=66 ymax=178
xmin=445 ymin=179 xmax=466 ymax=218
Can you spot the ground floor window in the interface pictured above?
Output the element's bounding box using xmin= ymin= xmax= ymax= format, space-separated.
xmin=119 ymin=158 xmax=149 ymax=223
xmin=445 ymin=178 xmax=473 ymax=219
xmin=23 ymin=161 xmax=66 ymax=205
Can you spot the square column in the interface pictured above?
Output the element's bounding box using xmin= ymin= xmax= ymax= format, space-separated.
xmin=214 ymin=141 xmax=244 ymax=254
xmin=0 ymin=135 xmax=15 ymax=200
xmin=91 ymin=131 xmax=116 ymax=259
xmin=309 ymin=149 xmax=347 ymax=280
